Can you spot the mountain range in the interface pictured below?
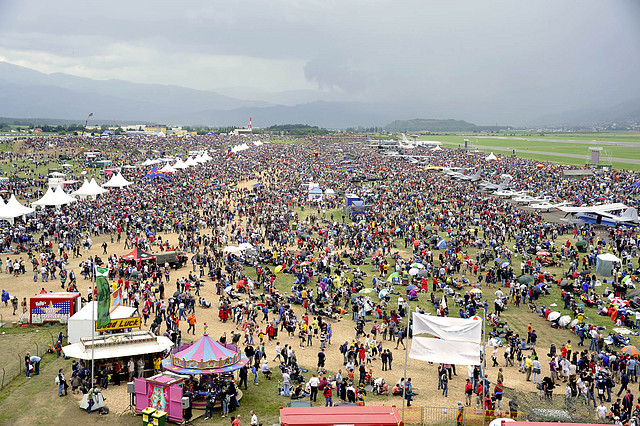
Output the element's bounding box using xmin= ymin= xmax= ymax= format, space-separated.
xmin=1 ymin=61 xmax=639 ymax=129
xmin=531 ymin=98 xmax=640 ymax=127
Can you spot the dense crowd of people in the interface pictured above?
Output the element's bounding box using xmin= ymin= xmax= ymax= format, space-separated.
xmin=1 ymin=133 xmax=639 ymax=422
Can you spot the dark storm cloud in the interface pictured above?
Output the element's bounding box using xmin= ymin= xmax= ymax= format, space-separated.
xmin=0 ymin=0 xmax=639 ymax=124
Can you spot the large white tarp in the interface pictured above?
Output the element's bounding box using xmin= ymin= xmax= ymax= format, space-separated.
xmin=410 ymin=336 xmax=481 ymax=365
xmin=62 ymin=336 xmax=173 ymax=360
xmin=412 ymin=313 xmax=482 ymax=343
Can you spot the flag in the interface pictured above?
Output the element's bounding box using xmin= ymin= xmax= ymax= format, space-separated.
xmin=110 ymin=286 xmax=122 ymax=313
xmin=95 ymin=266 xmax=111 ymax=328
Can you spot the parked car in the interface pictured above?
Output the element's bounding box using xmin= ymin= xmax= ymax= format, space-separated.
xmin=154 ymin=251 xmax=188 ymax=269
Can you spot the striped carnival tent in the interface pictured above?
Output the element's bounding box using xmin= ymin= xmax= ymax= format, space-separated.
xmin=161 ymin=330 xmax=249 ymax=375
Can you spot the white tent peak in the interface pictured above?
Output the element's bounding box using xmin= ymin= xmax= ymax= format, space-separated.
xmin=103 ymin=173 xmax=132 ymax=188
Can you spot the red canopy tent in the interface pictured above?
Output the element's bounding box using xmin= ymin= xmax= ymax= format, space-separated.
xmin=279 ymin=406 xmax=403 ymax=426
xmin=121 ymin=247 xmax=156 ymax=262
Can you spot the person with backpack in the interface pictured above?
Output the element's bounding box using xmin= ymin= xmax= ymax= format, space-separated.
xmin=204 ymin=386 xmax=216 ymax=420
xmin=464 ymin=379 xmax=473 ymax=406
xmin=56 ymin=368 xmax=68 ymax=396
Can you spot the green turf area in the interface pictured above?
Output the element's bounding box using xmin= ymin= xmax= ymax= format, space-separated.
xmin=431 ymin=136 xmax=640 ymax=156
xmin=438 ymin=142 xmax=640 ymax=171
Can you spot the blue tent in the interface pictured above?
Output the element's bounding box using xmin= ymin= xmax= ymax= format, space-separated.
xmin=144 ymin=167 xmax=172 ymax=183
xmin=437 ymin=239 xmax=447 ymax=249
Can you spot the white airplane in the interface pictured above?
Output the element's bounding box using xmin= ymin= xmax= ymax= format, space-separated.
xmin=557 ymin=203 xmax=639 ymax=227
xmin=528 ymin=201 xmax=572 ymax=212
xmin=398 ymin=134 xmax=416 ymax=149
xmin=512 ymin=195 xmax=551 ymax=205
xmin=493 ymin=189 xmax=526 ymax=198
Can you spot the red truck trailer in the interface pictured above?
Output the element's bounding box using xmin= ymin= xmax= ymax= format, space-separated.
xmin=30 ymin=292 xmax=81 ymax=325
xmin=280 ymin=406 xmax=404 ymax=426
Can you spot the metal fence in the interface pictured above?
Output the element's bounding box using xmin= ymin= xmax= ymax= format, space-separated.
xmin=421 ymin=406 xmax=459 ymax=424
xmin=0 ymin=327 xmax=60 ymax=390
xmin=403 ymin=405 xmax=519 ymax=426
xmin=3 ymin=343 xmax=43 ymax=390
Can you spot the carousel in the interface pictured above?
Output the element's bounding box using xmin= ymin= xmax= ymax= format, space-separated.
xmin=161 ymin=329 xmax=250 ymax=375
xmin=134 ymin=325 xmax=250 ymax=422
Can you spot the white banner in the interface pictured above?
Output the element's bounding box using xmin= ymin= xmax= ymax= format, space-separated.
xmin=412 ymin=313 xmax=482 ymax=343
xmin=409 ymin=336 xmax=481 ymax=365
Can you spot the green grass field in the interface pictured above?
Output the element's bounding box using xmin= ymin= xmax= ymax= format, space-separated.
xmin=414 ymin=133 xmax=640 ymax=170
xmin=437 ymin=142 xmax=639 ymax=171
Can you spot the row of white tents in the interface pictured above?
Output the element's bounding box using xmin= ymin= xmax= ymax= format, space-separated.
xmin=230 ymin=140 xmax=267 ymax=153
xmin=1 ymin=151 xmax=215 ymax=219
xmin=139 ymin=152 xmax=213 ymax=169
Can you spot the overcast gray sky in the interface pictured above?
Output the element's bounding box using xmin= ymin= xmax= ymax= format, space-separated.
xmin=1 ymin=0 xmax=639 ymax=124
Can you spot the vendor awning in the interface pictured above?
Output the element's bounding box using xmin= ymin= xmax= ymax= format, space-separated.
xmin=62 ymin=331 xmax=173 ymax=360
xmin=121 ymin=247 xmax=156 ymax=261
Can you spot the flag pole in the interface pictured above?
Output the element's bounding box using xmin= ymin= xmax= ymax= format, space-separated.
xmin=81 ymin=112 xmax=93 ymax=137
xmin=401 ymin=306 xmax=412 ymax=423
xmin=91 ymin=265 xmax=95 ymax=389
xmin=482 ymin=305 xmax=487 ymax=426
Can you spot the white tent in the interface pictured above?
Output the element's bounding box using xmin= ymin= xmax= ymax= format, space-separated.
xmin=485 ymin=152 xmax=497 ymax=161
xmin=71 ymin=178 xmax=107 ymax=199
xmin=32 ymin=187 xmax=77 ymax=208
xmin=103 ymin=173 xmax=132 ymax=188
xmin=67 ymin=301 xmax=137 ymax=344
xmin=5 ymin=194 xmax=35 ymax=217
xmin=201 ymin=152 xmax=213 ymax=161
xmin=0 ymin=199 xmax=12 ymax=222
xmin=172 ymin=158 xmax=188 ymax=169
xmin=184 ymin=157 xmax=198 ymax=167
xmin=159 ymin=163 xmax=177 ymax=173
xmin=309 ymin=187 xmax=323 ymax=201
xmin=63 ymin=330 xmax=173 ymax=360
xmin=87 ymin=178 xmax=108 ymax=195
xmin=70 ymin=179 xmax=90 ymax=197
xmin=194 ymin=154 xmax=207 ymax=163
xmin=231 ymin=143 xmax=250 ymax=153
xmin=325 ymin=188 xmax=336 ymax=195
xmin=596 ymin=253 xmax=622 ymax=276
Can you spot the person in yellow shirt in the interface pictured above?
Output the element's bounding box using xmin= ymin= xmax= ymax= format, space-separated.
xmin=154 ymin=356 xmax=162 ymax=374
xmin=566 ymin=341 xmax=572 ymax=359
xmin=525 ymin=356 xmax=533 ymax=381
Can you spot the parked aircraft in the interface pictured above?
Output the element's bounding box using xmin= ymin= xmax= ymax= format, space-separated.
xmin=479 ymin=176 xmax=512 ymax=191
xmin=528 ymin=201 xmax=572 ymax=212
xmin=557 ymin=203 xmax=639 ymax=227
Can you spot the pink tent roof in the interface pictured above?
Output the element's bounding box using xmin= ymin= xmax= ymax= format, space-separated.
xmin=162 ymin=332 xmax=249 ymax=375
